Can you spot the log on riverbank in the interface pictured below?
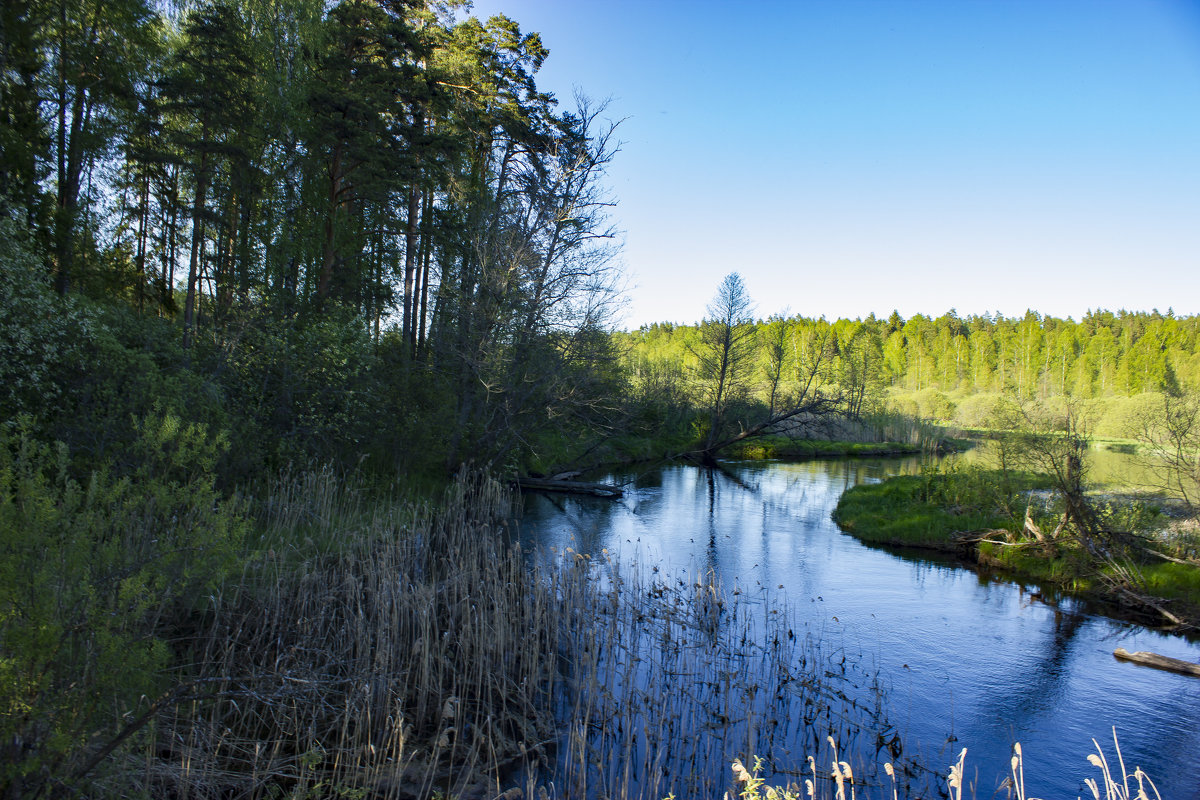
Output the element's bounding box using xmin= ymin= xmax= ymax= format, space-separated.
xmin=1113 ymin=648 xmax=1200 ymax=678
xmin=515 ymin=477 xmax=624 ymax=498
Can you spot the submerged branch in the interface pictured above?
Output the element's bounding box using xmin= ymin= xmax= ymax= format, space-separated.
xmin=515 ymin=475 xmax=624 ymax=497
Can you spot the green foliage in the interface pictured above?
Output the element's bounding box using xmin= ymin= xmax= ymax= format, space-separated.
xmin=0 ymin=416 xmax=246 ymax=794
xmin=0 ymin=218 xmax=97 ymax=422
xmin=625 ymin=309 xmax=1200 ymax=443
xmin=726 ymin=436 xmax=919 ymax=460
xmin=0 ymin=233 xmax=227 ymax=472
xmin=833 ymin=468 xmax=1050 ymax=549
xmin=216 ymin=307 xmax=381 ymax=469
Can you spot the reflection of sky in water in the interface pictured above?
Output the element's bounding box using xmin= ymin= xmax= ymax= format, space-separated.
xmin=519 ymin=458 xmax=1200 ymax=800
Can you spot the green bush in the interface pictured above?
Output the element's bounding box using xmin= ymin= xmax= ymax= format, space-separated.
xmin=0 ymin=218 xmax=99 ymax=428
xmin=951 ymin=392 xmax=1010 ymax=429
xmin=212 ymin=306 xmax=385 ymax=474
xmin=0 ymin=415 xmax=246 ymax=796
xmin=0 ymin=220 xmax=229 ymax=474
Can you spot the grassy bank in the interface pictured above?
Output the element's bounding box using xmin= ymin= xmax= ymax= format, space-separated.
xmin=725 ymin=436 xmax=922 ymax=460
xmin=833 ymin=468 xmax=1200 ymax=627
xmin=832 ymin=470 xmax=1052 ymax=550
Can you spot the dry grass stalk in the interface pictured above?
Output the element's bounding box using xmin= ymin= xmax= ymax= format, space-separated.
xmin=131 ymin=469 xmax=573 ymax=799
xmin=104 ymin=467 xmax=1163 ymax=800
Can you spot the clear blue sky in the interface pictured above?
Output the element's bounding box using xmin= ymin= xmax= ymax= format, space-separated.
xmin=467 ymin=0 xmax=1200 ymax=328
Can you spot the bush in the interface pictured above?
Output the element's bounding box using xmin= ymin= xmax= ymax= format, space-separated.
xmin=0 ymin=415 xmax=246 ymax=796
xmin=211 ymin=306 xmax=385 ymax=474
xmin=951 ymin=393 xmax=1009 ymax=429
xmin=0 ymin=218 xmax=99 ymax=428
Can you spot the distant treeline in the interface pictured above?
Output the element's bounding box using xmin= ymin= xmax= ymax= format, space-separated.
xmin=620 ymin=309 xmax=1200 ymax=432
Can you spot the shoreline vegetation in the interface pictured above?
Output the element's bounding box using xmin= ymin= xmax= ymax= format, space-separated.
xmin=723 ymin=436 xmax=923 ymax=460
xmin=832 ymin=465 xmax=1200 ymax=633
xmin=1 ymin=448 xmax=1168 ymax=798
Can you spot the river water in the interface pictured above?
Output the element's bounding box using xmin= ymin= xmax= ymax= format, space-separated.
xmin=519 ymin=458 xmax=1200 ymax=799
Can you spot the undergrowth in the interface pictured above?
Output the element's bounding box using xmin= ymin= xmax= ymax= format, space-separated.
xmin=2 ymin=434 xmax=1181 ymax=798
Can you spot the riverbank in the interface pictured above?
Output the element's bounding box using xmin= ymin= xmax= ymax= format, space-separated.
xmin=832 ymin=470 xmax=1200 ymax=631
xmin=724 ymin=436 xmax=923 ymax=460
xmin=0 ymin=458 xmax=923 ymax=798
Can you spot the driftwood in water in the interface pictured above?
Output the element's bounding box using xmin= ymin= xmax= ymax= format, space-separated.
xmin=515 ymin=477 xmax=623 ymax=498
xmin=1113 ymin=648 xmax=1200 ymax=678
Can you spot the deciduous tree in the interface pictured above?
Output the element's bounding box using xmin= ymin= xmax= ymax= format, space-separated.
xmin=692 ymin=272 xmax=756 ymax=454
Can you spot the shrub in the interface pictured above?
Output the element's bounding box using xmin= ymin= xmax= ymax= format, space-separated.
xmin=0 ymin=415 xmax=246 ymax=796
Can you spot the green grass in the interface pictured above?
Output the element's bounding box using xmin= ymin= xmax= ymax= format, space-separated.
xmin=833 ymin=468 xmax=1200 ymax=626
xmin=1138 ymin=560 xmax=1200 ymax=604
xmin=726 ymin=437 xmax=922 ymax=460
xmin=831 ymin=471 xmax=1044 ymax=550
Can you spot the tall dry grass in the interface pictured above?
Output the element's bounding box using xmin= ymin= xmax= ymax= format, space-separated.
xmin=95 ymin=467 xmax=1161 ymax=800
xmin=129 ymin=469 xmax=572 ymax=799
xmin=545 ymin=559 xmax=921 ymax=800
xmin=104 ymin=467 xmax=920 ymax=799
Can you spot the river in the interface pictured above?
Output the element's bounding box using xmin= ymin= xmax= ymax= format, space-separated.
xmin=519 ymin=457 xmax=1200 ymax=799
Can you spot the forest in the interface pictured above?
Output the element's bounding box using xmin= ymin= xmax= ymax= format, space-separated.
xmin=4 ymin=0 xmax=1200 ymax=478
xmin=3 ymin=0 xmax=1200 ymax=796
xmin=2 ymin=0 xmax=631 ymax=484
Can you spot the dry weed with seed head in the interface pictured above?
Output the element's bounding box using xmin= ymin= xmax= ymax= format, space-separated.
xmin=947 ymin=748 xmax=967 ymax=800
xmin=1082 ymin=729 xmax=1162 ymax=800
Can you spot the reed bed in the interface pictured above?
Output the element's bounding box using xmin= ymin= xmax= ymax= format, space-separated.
xmin=864 ymin=411 xmax=949 ymax=452
xmin=105 ymin=467 xmax=922 ymax=800
xmin=135 ymin=469 xmax=573 ymax=799
xmin=770 ymin=411 xmax=947 ymax=452
xmin=105 ymin=467 xmax=1160 ymax=800
xmin=544 ymin=557 xmax=928 ymax=800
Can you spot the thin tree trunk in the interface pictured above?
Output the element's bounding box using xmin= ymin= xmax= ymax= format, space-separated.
xmin=317 ymin=143 xmax=344 ymax=308
xmin=162 ymin=165 xmax=179 ymax=307
xmin=416 ymin=191 xmax=433 ymax=356
xmin=402 ymin=184 xmax=420 ymax=348
xmin=401 ymin=109 xmax=425 ymax=345
xmin=135 ymin=168 xmax=149 ymax=311
xmin=183 ymin=150 xmax=209 ymax=348
xmin=54 ymin=84 xmax=87 ymax=294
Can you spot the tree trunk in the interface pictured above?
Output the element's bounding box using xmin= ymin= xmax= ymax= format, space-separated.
xmin=402 ymin=184 xmax=420 ymax=347
xmin=416 ymin=191 xmax=433 ymax=357
xmin=183 ymin=151 xmax=208 ymax=348
xmin=317 ymin=142 xmax=344 ymax=308
xmin=53 ymin=82 xmax=88 ymax=294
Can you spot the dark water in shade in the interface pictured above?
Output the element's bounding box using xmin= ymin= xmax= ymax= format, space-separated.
xmin=519 ymin=458 xmax=1200 ymax=800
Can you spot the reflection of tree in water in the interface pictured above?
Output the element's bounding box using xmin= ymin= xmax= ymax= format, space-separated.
xmin=705 ymin=468 xmax=718 ymax=576
xmin=702 ymin=464 xmax=764 ymax=578
xmin=980 ymin=598 xmax=1089 ymax=722
xmin=523 ymin=492 xmax=619 ymax=556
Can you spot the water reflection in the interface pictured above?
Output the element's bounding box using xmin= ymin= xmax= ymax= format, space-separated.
xmin=519 ymin=458 xmax=1200 ymax=799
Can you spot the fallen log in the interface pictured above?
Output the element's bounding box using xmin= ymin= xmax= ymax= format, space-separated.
xmin=1113 ymin=648 xmax=1200 ymax=678
xmin=515 ymin=477 xmax=623 ymax=498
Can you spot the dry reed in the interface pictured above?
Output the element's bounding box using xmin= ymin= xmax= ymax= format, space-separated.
xmin=132 ymin=469 xmax=572 ymax=799
xmin=105 ymin=467 xmax=916 ymax=799
xmin=106 ymin=467 xmax=1157 ymax=800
